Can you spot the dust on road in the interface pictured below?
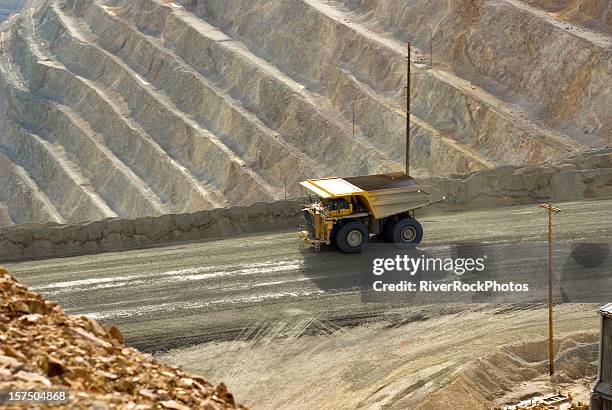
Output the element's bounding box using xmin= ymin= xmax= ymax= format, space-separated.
xmin=4 ymin=199 xmax=611 ymax=408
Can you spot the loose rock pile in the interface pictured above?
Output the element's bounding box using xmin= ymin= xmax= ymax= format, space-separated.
xmin=0 ymin=267 xmax=245 ymax=409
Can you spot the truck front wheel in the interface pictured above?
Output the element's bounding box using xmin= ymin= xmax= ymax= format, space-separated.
xmin=336 ymin=221 xmax=369 ymax=254
xmin=392 ymin=218 xmax=423 ymax=249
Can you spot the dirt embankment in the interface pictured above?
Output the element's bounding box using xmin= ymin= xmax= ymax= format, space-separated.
xmin=423 ymin=146 xmax=612 ymax=210
xmin=0 ymin=146 xmax=610 ymax=262
xmin=0 ymin=267 xmax=244 ymax=409
xmin=159 ymin=304 xmax=599 ymax=409
xmin=0 ymin=199 xmax=303 ymax=262
xmin=417 ymin=334 xmax=597 ymax=409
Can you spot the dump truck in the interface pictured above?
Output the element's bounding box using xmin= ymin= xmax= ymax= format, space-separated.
xmin=300 ymin=172 xmax=445 ymax=253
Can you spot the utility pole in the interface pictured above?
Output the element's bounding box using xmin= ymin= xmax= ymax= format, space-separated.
xmin=352 ymin=101 xmax=355 ymax=137
xmin=406 ymin=42 xmax=411 ymax=176
xmin=539 ymin=203 xmax=562 ymax=376
xmin=283 ymin=172 xmax=287 ymax=201
xmin=429 ymin=33 xmax=433 ymax=69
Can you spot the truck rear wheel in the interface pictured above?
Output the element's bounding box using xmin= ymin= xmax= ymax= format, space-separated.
xmin=392 ymin=218 xmax=423 ymax=249
xmin=336 ymin=221 xmax=369 ymax=254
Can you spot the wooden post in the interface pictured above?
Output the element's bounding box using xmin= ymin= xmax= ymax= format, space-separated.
xmin=283 ymin=172 xmax=287 ymax=201
xmin=429 ymin=33 xmax=433 ymax=69
xmin=539 ymin=203 xmax=562 ymax=375
xmin=352 ymin=101 xmax=355 ymax=137
xmin=406 ymin=42 xmax=411 ymax=176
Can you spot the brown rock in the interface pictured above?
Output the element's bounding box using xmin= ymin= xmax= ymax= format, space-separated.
xmin=10 ymin=298 xmax=48 ymax=315
xmin=37 ymin=355 xmax=67 ymax=377
xmin=21 ymin=313 xmax=43 ymax=323
xmin=0 ymin=268 xmax=247 ymax=409
xmin=176 ymin=377 xmax=194 ymax=388
xmin=2 ymin=344 xmax=26 ymax=361
xmin=160 ymin=400 xmax=191 ymax=410
xmin=108 ymin=325 xmax=124 ymax=344
xmin=98 ymin=370 xmax=120 ymax=380
xmin=138 ymin=388 xmax=158 ymax=400
xmin=202 ymin=398 xmax=223 ymax=410
xmin=0 ymin=353 xmax=21 ymax=369
xmin=67 ymin=326 xmax=113 ymax=350
xmin=14 ymin=370 xmax=52 ymax=387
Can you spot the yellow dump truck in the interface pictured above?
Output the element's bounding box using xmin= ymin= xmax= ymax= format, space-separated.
xmin=300 ymin=172 xmax=445 ymax=253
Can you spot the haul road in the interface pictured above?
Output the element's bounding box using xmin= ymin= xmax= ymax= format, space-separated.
xmin=3 ymin=198 xmax=611 ymax=352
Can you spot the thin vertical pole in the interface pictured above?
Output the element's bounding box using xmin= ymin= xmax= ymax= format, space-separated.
xmin=283 ymin=172 xmax=287 ymax=201
xmin=352 ymin=101 xmax=355 ymax=137
xmin=547 ymin=207 xmax=554 ymax=375
xmin=406 ymin=42 xmax=410 ymax=176
xmin=539 ymin=203 xmax=561 ymax=376
xmin=430 ymin=33 xmax=433 ymax=69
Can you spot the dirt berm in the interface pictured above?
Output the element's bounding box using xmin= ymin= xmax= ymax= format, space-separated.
xmin=0 ymin=147 xmax=610 ymax=262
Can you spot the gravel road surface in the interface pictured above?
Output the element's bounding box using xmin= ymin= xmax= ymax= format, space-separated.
xmin=4 ymin=199 xmax=610 ymax=353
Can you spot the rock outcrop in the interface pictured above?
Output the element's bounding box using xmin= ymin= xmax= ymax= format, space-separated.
xmin=0 ymin=267 xmax=245 ymax=409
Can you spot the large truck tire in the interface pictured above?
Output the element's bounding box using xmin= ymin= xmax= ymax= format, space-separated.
xmin=336 ymin=221 xmax=369 ymax=254
xmin=391 ymin=218 xmax=423 ymax=249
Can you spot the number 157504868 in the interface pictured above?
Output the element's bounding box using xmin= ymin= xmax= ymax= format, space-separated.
xmin=0 ymin=389 xmax=69 ymax=404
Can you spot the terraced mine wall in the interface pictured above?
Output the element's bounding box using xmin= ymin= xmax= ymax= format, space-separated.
xmin=3 ymin=0 xmax=609 ymax=228
xmin=0 ymin=0 xmax=25 ymax=23
xmin=524 ymin=0 xmax=612 ymax=34
xmin=1 ymin=148 xmax=610 ymax=262
xmin=336 ymin=0 xmax=612 ymax=142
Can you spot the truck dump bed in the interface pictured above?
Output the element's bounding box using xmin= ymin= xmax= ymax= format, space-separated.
xmin=301 ymin=172 xmax=444 ymax=219
xmin=343 ymin=172 xmax=416 ymax=191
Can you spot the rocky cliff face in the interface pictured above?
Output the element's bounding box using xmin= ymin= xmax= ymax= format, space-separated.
xmin=0 ymin=0 xmax=609 ymax=226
